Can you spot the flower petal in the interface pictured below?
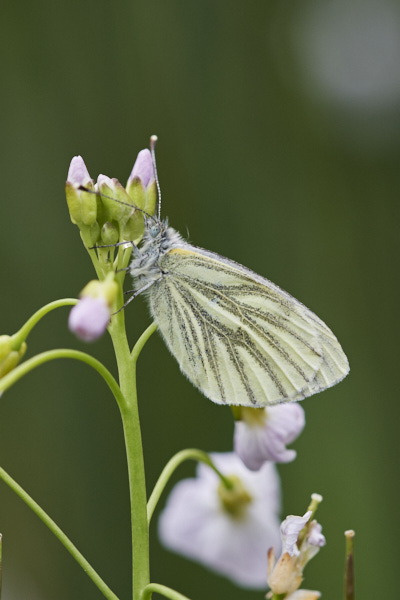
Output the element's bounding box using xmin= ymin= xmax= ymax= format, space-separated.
xmin=67 ymin=156 xmax=92 ymax=187
xmin=68 ymin=296 xmax=110 ymax=342
xmin=281 ymin=511 xmax=312 ymax=556
xmin=129 ymin=149 xmax=155 ymax=188
xmin=158 ymin=452 xmax=281 ymax=589
xmin=234 ymin=404 xmax=305 ymax=469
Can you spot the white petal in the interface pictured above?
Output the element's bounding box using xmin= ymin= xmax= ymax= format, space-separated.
xmin=235 ymin=404 xmax=305 ymax=469
xmin=158 ymin=452 xmax=281 ymax=589
xmin=307 ymin=522 xmax=326 ymax=548
xmin=281 ymin=511 xmax=312 ymax=556
xmin=286 ymin=590 xmax=321 ymax=600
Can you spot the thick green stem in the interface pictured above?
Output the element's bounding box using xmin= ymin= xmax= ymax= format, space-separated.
xmin=0 ymin=466 xmax=118 ymax=600
xmin=147 ymin=448 xmax=233 ymax=525
xmin=141 ymin=583 xmax=191 ymax=600
xmin=0 ymin=349 xmax=122 ymax=404
xmin=108 ymin=302 xmax=155 ymax=599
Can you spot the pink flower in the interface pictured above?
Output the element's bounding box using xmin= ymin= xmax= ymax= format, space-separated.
xmin=234 ymin=404 xmax=305 ymax=470
xmin=68 ymin=296 xmax=110 ymax=342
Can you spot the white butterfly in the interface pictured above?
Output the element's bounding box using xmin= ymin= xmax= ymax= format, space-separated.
xmin=129 ymin=218 xmax=349 ymax=408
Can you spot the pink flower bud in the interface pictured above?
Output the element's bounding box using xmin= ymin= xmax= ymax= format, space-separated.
xmin=67 ymin=156 xmax=92 ymax=187
xmin=128 ymin=149 xmax=155 ymax=188
xmin=68 ymin=296 xmax=110 ymax=342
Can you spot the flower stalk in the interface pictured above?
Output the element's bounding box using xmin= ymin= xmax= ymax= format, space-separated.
xmin=0 ymin=466 xmax=118 ymax=600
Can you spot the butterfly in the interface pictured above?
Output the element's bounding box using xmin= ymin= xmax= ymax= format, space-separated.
xmin=129 ymin=216 xmax=349 ymax=408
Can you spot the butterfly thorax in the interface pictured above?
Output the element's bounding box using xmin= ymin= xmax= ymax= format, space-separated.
xmin=130 ymin=218 xmax=184 ymax=290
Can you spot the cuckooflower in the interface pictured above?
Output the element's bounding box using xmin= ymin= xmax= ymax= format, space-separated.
xmin=158 ymin=452 xmax=281 ymax=589
xmin=68 ymin=296 xmax=110 ymax=342
xmin=65 ymin=156 xmax=97 ymax=226
xmin=267 ymin=497 xmax=326 ymax=597
xmin=128 ymin=148 xmax=155 ymax=188
xmin=68 ymin=276 xmax=118 ymax=342
xmin=126 ymin=148 xmax=157 ymax=216
xmin=234 ymin=404 xmax=305 ymax=470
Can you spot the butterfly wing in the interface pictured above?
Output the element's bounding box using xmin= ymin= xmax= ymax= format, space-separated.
xmin=148 ymin=243 xmax=349 ymax=407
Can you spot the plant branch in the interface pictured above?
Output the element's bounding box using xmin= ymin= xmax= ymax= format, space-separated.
xmin=0 ymin=349 xmax=124 ymax=409
xmin=147 ymin=448 xmax=232 ymax=524
xmin=0 ymin=466 xmax=119 ymax=600
xmin=11 ymin=299 xmax=78 ymax=348
xmin=141 ymin=583 xmax=192 ymax=600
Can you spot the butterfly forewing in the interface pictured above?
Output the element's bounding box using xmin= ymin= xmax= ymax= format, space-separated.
xmin=148 ymin=244 xmax=349 ymax=407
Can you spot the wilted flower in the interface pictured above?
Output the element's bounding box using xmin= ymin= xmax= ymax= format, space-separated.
xmin=68 ymin=276 xmax=118 ymax=342
xmin=267 ymin=495 xmax=325 ymax=597
xmin=158 ymin=452 xmax=281 ymax=589
xmin=234 ymin=404 xmax=305 ymax=470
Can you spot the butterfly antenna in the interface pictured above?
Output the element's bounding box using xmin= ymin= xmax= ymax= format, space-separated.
xmin=150 ymin=135 xmax=162 ymax=220
xmin=78 ymin=186 xmax=155 ymax=221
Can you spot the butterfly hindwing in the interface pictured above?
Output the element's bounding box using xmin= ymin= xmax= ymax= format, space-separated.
xmin=148 ymin=244 xmax=349 ymax=407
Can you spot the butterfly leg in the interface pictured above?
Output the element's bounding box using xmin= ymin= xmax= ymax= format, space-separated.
xmin=113 ymin=280 xmax=156 ymax=313
xmin=89 ymin=240 xmax=142 ymax=258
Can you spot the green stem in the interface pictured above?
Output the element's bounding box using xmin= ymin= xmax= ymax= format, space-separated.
xmin=11 ymin=299 xmax=78 ymax=348
xmin=0 ymin=466 xmax=118 ymax=600
xmin=141 ymin=583 xmax=191 ymax=600
xmin=131 ymin=322 xmax=158 ymax=359
xmin=0 ymin=349 xmax=123 ymax=404
xmin=147 ymin=448 xmax=232 ymax=525
xmin=108 ymin=304 xmax=154 ymax=599
xmin=344 ymin=530 xmax=355 ymax=600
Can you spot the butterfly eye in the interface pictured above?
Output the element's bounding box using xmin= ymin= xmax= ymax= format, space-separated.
xmin=149 ymin=225 xmax=161 ymax=238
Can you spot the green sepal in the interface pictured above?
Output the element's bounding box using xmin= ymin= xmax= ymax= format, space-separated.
xmin=65 ymin=181 xmax=97 ymax=226
xmin=0 ymin=341 xmax=27 ymax=378
xmin=81 ymin=274 xmax=118 ymax=307
xmin=0 ymin=335 xmax=13 ymax=361
xmin=99 ymin=178 xmax=134 ymax=224
xmin=144 ymin=180 xmax=157 ymax=216
xmin=126 ymin=176 xmax=146 ymax=210
xmin=121 ymin=211 xmax=145 ymax=246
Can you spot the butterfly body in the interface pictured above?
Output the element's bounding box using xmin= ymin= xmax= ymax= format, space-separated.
xmin=130 ymin=219 xmax=349 ymax=407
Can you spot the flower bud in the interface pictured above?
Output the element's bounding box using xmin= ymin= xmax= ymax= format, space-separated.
xmin=101 ymin=222 xmax=119 ymax=246
xmin=96 ymin=175 xmax=128 ymax=222
xmin=68 ymin=276 xmax=118 ymax=342
xmin=83 ymin=221 xmax=101 ymax=247
xmin=120 ymin=211 xmax=145 ymax=245
xmin=0 ymin=336 xmax=27 ymax=378
xmin=65 ymin=156 xmax=97 ymax=226
xmin=126 ymin=149 xmax=157 ymax=215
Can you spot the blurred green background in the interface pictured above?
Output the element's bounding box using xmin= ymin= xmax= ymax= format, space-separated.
xmin=1 ymin=0 xmax=399 ymax=598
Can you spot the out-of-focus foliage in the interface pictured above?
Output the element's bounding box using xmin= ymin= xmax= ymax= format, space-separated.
xmin=0 ymin=1 xmax=398 ymax=598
